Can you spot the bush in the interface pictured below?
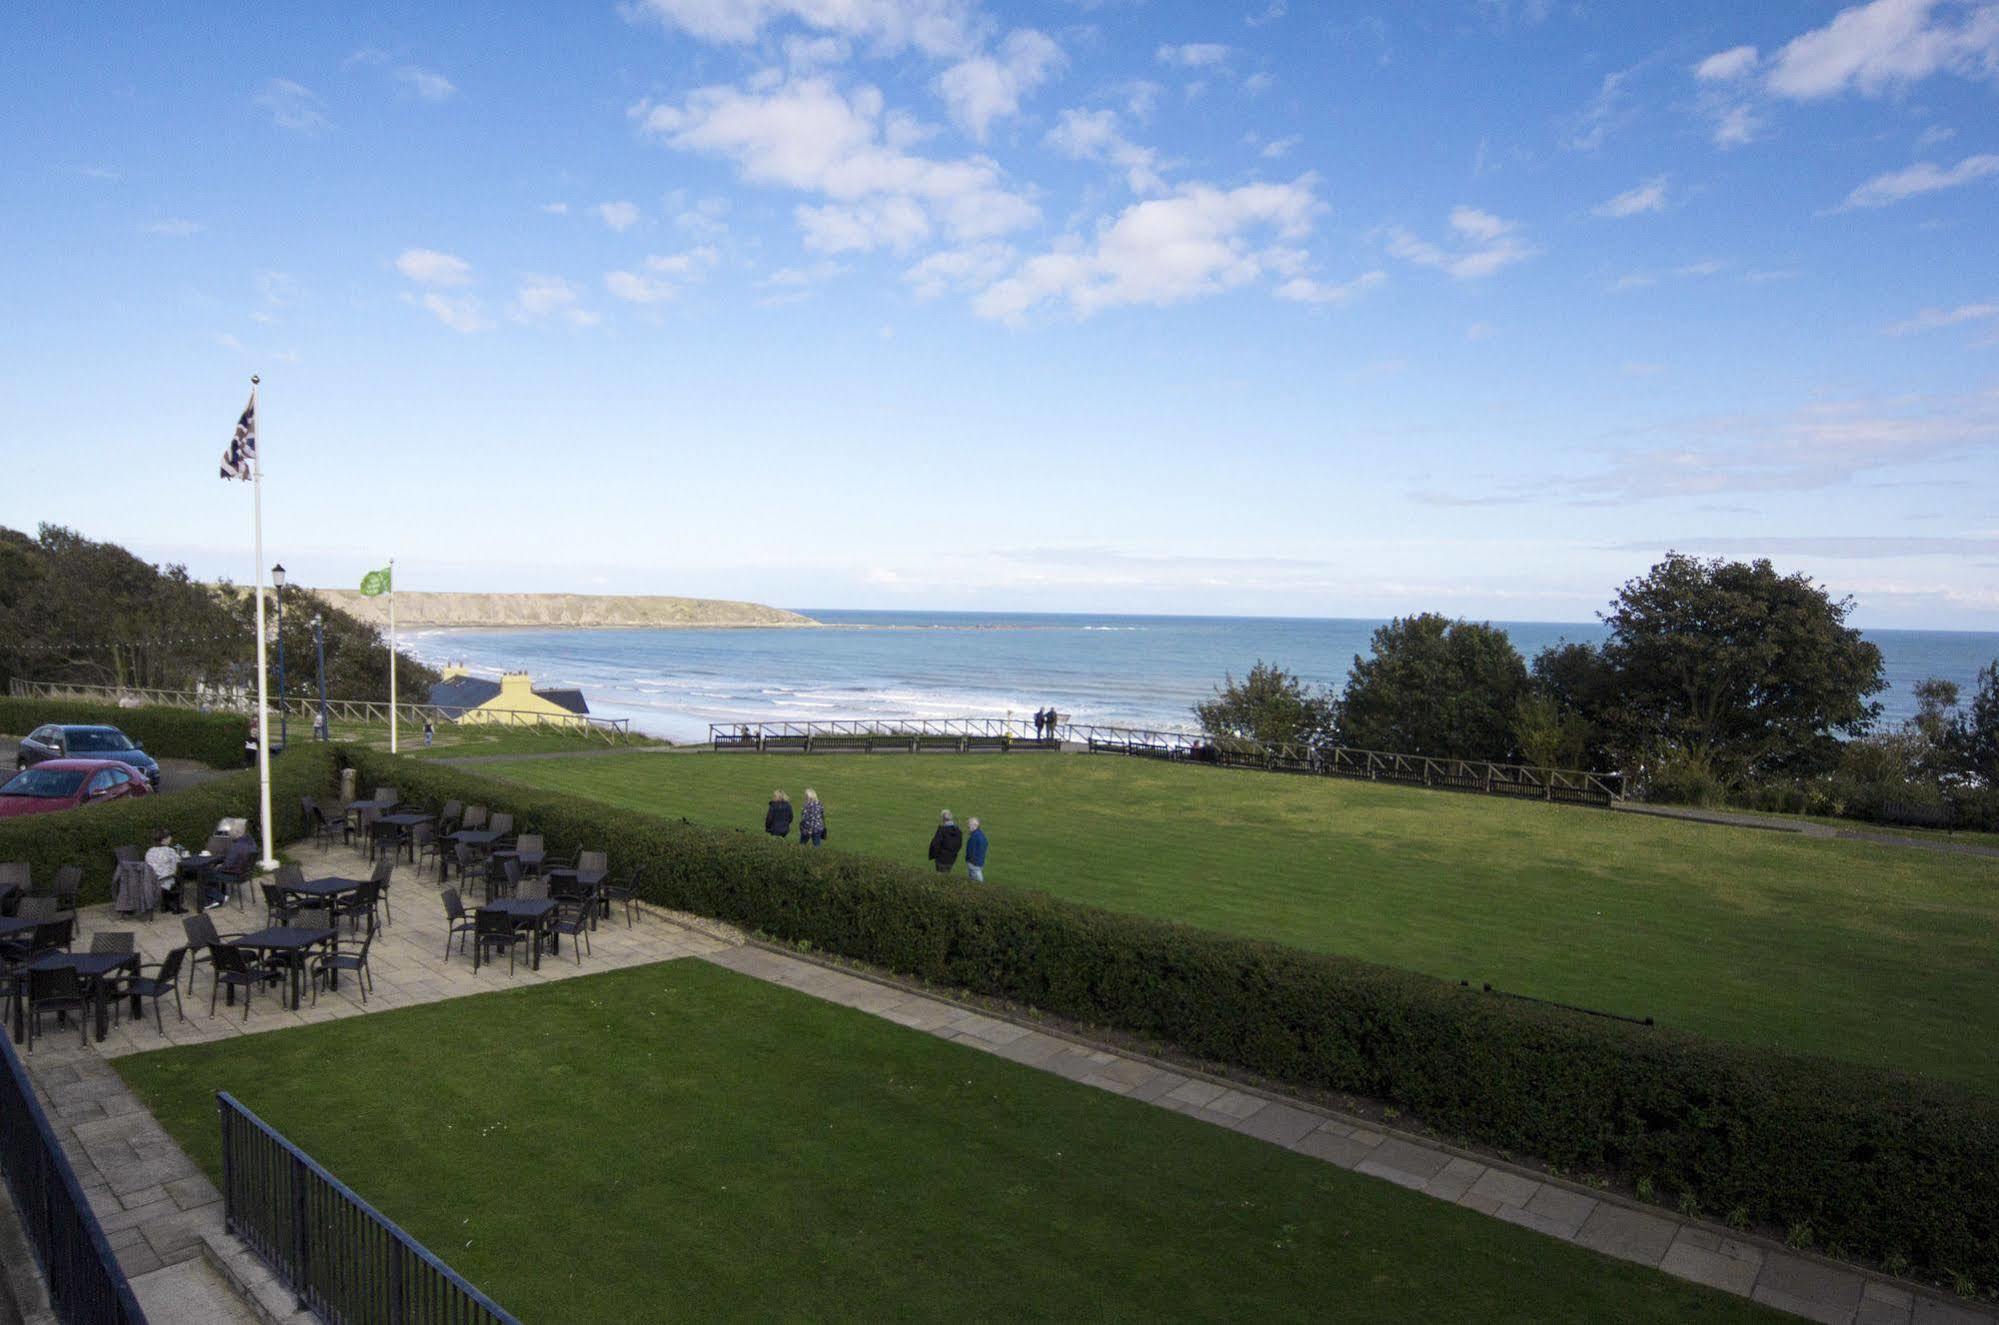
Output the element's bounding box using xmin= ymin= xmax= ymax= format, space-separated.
xmin=0 ymin=744 xmax=333 ymax=906
xmin=342 ymin=743 xmax=1999 ymax=1287
xmin=1641 ymin=747 xmax=1728 ymax=808
xmin=0 ymin=696 xmax=252 ymax=769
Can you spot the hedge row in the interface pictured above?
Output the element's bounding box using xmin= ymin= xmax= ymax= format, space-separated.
xmin=344 ymin=744 xmax=1998 ymax=1286
xmin=0 ymin=696 xmax=252 ymax=769
xmin=0 ymin=744 xmax=334 ymax=907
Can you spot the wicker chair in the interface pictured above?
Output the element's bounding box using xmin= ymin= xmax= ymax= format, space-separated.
xmin=602 ymin=864 xmax=644 ymax=929
xmin=472 ymin=908 xmax=528 ymax=974
xmin=548 ymin=899 xmax=593 ymax=964
xmin=88 ymin=931 xmax=135 ymax=955
xmin=26 ymin=966 xmax=88 ymax=1051
xmin=440 ymin=889 xmax=478 ymax=959
xmin=181 ymin=913 xmax=246 ymax=994
xmin=310 ymin=930 xmax=375 ymax=1004
xmin=119 ymin=948 xmax=187 ymax=1035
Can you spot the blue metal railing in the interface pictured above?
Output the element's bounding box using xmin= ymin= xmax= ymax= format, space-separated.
xmin=0 ymin=1033 xmax=147 ymax=1324
xmin=216 ymin=1093 xmax=516 ymax=1324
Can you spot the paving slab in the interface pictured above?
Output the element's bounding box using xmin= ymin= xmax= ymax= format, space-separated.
xmin=1572 ymin=1202 xmax=1679 ymax=1267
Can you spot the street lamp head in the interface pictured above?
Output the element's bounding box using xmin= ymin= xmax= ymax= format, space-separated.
xmin=271 ymin=563 xmax=286 ymax=589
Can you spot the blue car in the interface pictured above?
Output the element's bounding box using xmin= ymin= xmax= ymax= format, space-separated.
xmin=15 ymin=724 xmax=161 ymax=790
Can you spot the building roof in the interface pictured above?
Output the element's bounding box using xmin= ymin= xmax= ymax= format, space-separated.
xmin=534 ymin=688 xmax=590 ymax=715
xmin=428 ymin=676 xmax=590 ymax=716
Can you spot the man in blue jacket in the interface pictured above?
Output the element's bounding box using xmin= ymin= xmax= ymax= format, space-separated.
xmin=964 ymin=817 xmax=989 ymax=882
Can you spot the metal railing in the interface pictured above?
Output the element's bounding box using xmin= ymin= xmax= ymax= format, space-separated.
xmin=8 ymin=680 xmax=633 ymax=744
xmin=708 ymin=716 xmax=1623 ymax=805
xmin=218 ymin=1092 xmax=517 ymax=1325
xmin=0 ymin=1035 xmax=147 ymax=1325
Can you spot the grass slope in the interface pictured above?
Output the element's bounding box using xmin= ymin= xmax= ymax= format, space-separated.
xmin=117 ymin=962 xmax=1769 ymax=1323
xmin=488 ymin=752 xmax=1999 ymax=1092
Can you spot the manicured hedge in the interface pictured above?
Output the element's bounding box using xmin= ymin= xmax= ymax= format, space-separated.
xmin=0 ymin=696 xmax=252 ymax=769
xmin=0 ymin=744 xmax=334 ymax=906
xmin=347 ymin=744 xmax=1999 ymax=1286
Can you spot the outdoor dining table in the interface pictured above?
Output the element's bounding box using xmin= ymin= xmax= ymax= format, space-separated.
xmin=233 ymin=926 xmax=338 ymax=1010
xmin=282 ymin=877 xmax=367 ymax=902
xmin=371 ymin=812 xmax=432 ymax=861
xmin=0 ymin=915 xmax=39 ymax=940
xmin=13 ymin=951 xmax=140 ymax=1043
xmin=450 ymin=829 xmax=502 ymax=847
xmin=482 ymin=898 xmax=557 ymax=969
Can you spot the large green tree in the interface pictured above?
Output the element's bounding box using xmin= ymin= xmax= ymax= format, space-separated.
xmin=1959 ymin=661 xmax=1999 ymax=783
xmin=1598 ymin=553 xmax=1884 ymax=783
xmin=1193 ymin=660 xmax=1338 ymax=748
xmin=1524 ymin=640 xmax=1619 ymax=769
xmin=1337 ymin=614 xmax=1528 ymax=760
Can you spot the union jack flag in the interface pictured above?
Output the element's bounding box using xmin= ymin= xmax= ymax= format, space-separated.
xmin=219 ymin=393 xmax=256 ymax=480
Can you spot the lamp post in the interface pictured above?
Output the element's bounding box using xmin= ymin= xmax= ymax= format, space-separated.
xmin=271 ymin=563 xmax=287 ymax=747
xmin=313 ymin=614 xmax=329 ymax=741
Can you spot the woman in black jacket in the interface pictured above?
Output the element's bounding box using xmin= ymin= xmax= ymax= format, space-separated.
xmin=927 ymin=810 xmax=963 ymax=872
xmin=764 ymin=790 xmax=793 ymax=838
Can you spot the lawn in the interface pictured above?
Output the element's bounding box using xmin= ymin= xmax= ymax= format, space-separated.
xmin=116 ymin=962 xmax=1769 ymax=1323
xmin=315 ymin=718 xmax=663 ymax=760
xmin=487 ymin=751 xmax=1999 ymax=1092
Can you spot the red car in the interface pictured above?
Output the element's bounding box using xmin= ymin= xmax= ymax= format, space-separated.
xmin=0 ymin=758 xmax=152 ymax=819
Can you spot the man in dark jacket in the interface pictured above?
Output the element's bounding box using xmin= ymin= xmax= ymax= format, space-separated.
xmin=927 ymin=810 xmax=963 ymax=873
xmin=964 ymin=818 xmax=989 ymax=882
xmin=763 ymin=791 xmax=793 ymax=838
xmin=1043 ymin=705 xmax=1058 ymax=739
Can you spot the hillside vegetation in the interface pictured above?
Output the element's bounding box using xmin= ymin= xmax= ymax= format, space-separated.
xmin=312 ymin=589 xmax=814 ymax=629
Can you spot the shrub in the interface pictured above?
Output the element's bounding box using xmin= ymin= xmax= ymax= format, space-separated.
xmin=0 ymin=744 xmax=333 ymax=905
xmin=341 ymin=743 xmax=1999 ymax=1286
xmin=0 ymin=696 xmax=253 ymax=769
xmin=1641 ymin=746 xmax=1728 ymax=808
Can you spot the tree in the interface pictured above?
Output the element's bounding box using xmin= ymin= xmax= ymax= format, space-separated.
xmin=1337 ymin=614 xmax=1528 ymax=760
xmin=1512 ymin=694 xmax=1592 ymax=770
xmin=1527 ymin=640 xmax=1619 ymax=769
xmin=1960 ymin=661 xmax=1999 ymax=784
xmin=1598 ymin=553 xmax=1884 ymax=784
xmin=1193 ymin=660 xmax=1338 ymax=749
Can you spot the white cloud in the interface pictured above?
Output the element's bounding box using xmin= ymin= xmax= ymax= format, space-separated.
xmin=1593 ymin=176 xmax=1668 ymax=218
xmin=394 ymin=248 xmax=473 ymax=286
xmin=1611 ymin=273 xmax=1657 ymax=292
xmin=1274 ymin=269 xmax=1385 ymax=306
xmin=903 ymin=242 xmax=1015 ymax=297
xmin=1466 ymin=321 xmax=1496 ymax=341
xmin=1839 ymin=153 xmax=1999 ymax=208
xmin=413 ymin=293 xmax=488 ymax=333
xmin=1122 ymin=79 xmax=1164 ymax=120
xmin=1566 ymin=68 xmax=1633 ymax=151
xmin=797 ymin=196 xmax=931 ymax=251
xmin=596 ymin=200 xmax=641 ymax=231
xmin=511 ymin=275 xmax=599 ymax=327
xmin=1241 ymin=71 xmax=1276 ymax=94
xmin=1384 ymin=206 xmax=1536 ymax=279
xmin=141 ymin=218 xmax=203 ymax=237
xmin=936 ymin=28 xmax=1062 ymax=140
xmin=631 ymin=75 xmax=1038 ymax=248
xmin=785 ymin=34 xmax=850 ymax=69
xmin=674 ymin=195 xmax=732 ymax=236
xmin=1707 ymin=102 xmax=1764 ymax=147
xmin=1246 ymin=2 xmax=1287 ymax=26
xmin=1916 ymin=123 xmax=1957 ymax=147
xmin=255 ymin=79 xmax=329 ymax=134
xmin=973 ymin=176 xmax=1324 ymax=321
xmin=1046 ymin=108 xmax=1163 ymax=193
xmin=1766 ymin=0 xmax=1999 ymax=100
xmin=1260 ymin=134 xmax=1300 ymax=159
xmin=540 ymin=202 xmax=570 ymax=215
xmin=603 ymin=247 xmax=719 ymax=303
xmin=1694 ymin=45 xmax=1760 ymax=81
xmin=1156 ymin=42 xmax=1231 ymax=68
xmin=396 ymin=66 xmax=457 ymax=101
xmin=1678 ymin=258 xmax=1727 ymax=276
xmin=1884 ymin=301 xmax=1999 ymax=334
xmin=628 ymin=0 xmax=982 ymax=59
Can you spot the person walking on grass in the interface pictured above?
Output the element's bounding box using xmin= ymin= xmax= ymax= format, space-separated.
xmin=800 ymin=788 xmax=826 ymax=847
xmin=764 ymin=790 xmax=793 ymax=838
xmin=927 ymin=810 xmax=963 ymax=873
xmin=965 ymin=817 xmax=988 ymax=882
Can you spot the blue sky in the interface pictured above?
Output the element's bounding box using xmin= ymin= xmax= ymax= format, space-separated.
xmin=3 ymin=0 xmax=1996 ymax=627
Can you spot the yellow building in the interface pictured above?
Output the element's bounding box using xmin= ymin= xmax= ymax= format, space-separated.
xmin=429 ymin=665 xmax=592 ymax=729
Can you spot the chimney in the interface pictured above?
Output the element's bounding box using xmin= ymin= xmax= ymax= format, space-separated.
xmin=441 ymin=662 xmax=469 ymax=681
xmin=499 ymin=672 xmax=535 ymax=700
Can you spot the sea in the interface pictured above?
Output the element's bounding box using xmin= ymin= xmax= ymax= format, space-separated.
xmin=402 ymin=611 xmax=1999 ymax=745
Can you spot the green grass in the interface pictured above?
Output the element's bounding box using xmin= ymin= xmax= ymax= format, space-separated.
xmin=314 ymin=719 xmax=663 ymax=760
xmin=117 ymin=962 xmax=1769 ymax=1323
xmin=486 ymin=751 xmax=1999 ymax=1092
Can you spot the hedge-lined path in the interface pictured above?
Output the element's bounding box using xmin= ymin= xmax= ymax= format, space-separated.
xmin=702 ymin=942 xmax=1994 ymax=1325
xmin=10 ymin=837 xmax=729 ymax=1324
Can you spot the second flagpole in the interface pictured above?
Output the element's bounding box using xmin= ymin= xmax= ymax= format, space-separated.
xmin=389 ymin=557 xmax=398 ymax=754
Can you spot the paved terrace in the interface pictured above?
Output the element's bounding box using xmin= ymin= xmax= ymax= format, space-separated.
xmin=4 ymin=837 xmax=1990 ymax=1325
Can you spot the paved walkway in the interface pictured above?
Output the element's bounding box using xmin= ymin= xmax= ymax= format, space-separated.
xmin=4 ymin=837 xmax=1989 ymax=1324
xmin=1613 ymin=801 xmax=1999 ymax=859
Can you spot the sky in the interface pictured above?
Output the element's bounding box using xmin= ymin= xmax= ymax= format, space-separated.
xmin=2 ymin=0 xmax=1997 ymax=628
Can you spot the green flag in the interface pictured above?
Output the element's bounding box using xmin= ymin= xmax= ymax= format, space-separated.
xmin=359 ymin=566 xmax=392 ymax=597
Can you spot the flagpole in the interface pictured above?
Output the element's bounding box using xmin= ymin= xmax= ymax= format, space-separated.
xmin=248 ymin=375 xmax=278 ymax=871
xmin=388 ymin=558 xmax=398 ymax=755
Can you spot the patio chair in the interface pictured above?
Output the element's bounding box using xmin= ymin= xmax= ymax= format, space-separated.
xmin=26 ymin=966 xmax=89 ymax=1051
xmin=411 ymin=823 xmax=443 ymax=879
xmin=437 ymin=801 xmax=464 ymax=835
xmin=118 ymin=948 xmax=187 ymax=1035
xmin=488 ymin=812 xmax=515 ymax=842
xmin=302 ymin=797 xmax=343 ymax=849
xmin=486 ymin=856 xmax=522 ymax=904
xmin=310 ymin=929 xmax=375 ymax=1004
xmin=208 ymin=944 xmax=269 ymax=1020
xmin=52 ymin=864 xmax=82 ymax=911
xmin=373 ymin=786 xmax=399 ymax=808
xmin=202 ymin=833 xmax=234 ymax=857
xmin=448 ymin=842 xmax=480 ymax=887
xmin=440 ymin=889 xmax=477 ymax=959
xmin=514 ymin=834 xmax=545 ymax=875
xmin=549 ymin=898 xmax=593 ymax=964
xmin=460 ymin=805 xmax=488 ymax=831
xmin=181 ymin=913 xmax=247 ymax=994
xmin=335 ymin=881 xmax=380 ymax=935
xmin=601 ymin=864 xmax=644 ymax=929
xmin=369 ymin=858 xmax=396 ymax=926
xmin=260 ymin=881 xmax=299 ymax=929
xmin=516 ymin=877 xmax=549 ymax=902
xmin=292 ymin=906 xmax=334 ymax=931
xmin=18 ymin=900 xmax=74 ymax=951
xmin=472 ymin=908 xmax=528 ymax=974
xmin=88 ymin=931 xmax=136 ymax=955
xmin=0 ymin=862 xmax=28 ymax=894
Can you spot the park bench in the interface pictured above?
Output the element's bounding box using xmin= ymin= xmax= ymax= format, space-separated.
xmin=1878 ymin=800 xmax=1954 ymax=834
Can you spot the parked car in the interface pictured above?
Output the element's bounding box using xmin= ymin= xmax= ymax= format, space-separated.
xmin=0 ymin=758 xmax=152 ymax=820
xmin=14 ymin=724 xmax=160 ymax=789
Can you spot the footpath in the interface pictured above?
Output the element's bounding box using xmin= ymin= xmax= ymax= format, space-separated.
xmin=1614 ymin=801 xmax=1999 ymax=860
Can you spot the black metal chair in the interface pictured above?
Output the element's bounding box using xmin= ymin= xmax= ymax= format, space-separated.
xmin=411 ymin=823 xmax=443 ymax=880
xmin=88 ymin=932 xmax=135 ymax=955
xmin=441 ymin=889 xmax=478 ymax=959
xmin=602 ymin=864 xmax=644 ymax=929
xmin=472 ymin=908 xmax=528 ymax=974
xmin=181 ymin=913 xmax=246 ymax=994
xmin=369 ymin=858 xmax=395 ymax=926
xmin=260 ymin=881 xmax=299 ymax=929
xmin=310 ymin=930 xmax=374 ymax=1004
xmin=549 ymin=899 xmax=592 ymax=964
xmin=335 ymin=880 xmax=380 ymax=936
xmin=26 ymin=966 xmax=89 ymax=1051
xmin=208 ymin=944 xmax=271 ymax=1019
xmin=52 ymin=864 xmax=83 ymax=913
xmin=514 ymin=834 xmax=545 ymax=876
xmin=516 ymin=877 xmax=550 ymax=902
xmin=119 ymin=948 xmax=187 ymax=1035
xmin=459 ymin=805 xmax=488 ymax=831
xmin=437 ymin=801 xmax=464 ymax=836
xmin=484 ymin=856 xmax=521 ymax=904
xmin=488 ymin=812 xmax=515 ymax=843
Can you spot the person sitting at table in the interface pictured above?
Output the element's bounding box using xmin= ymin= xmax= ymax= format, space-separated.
xmin=208 ymin=831 xmax=259 ymax=910
xmin=143 ymin=827 xmax=187 ymax=914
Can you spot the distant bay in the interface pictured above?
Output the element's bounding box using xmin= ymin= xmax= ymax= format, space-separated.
xmin=403 ymin=610 xmax=1999 ymax=744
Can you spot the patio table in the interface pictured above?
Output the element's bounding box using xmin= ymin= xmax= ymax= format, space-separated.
xmin=450 ymin=829 xmax=502 ymax=847
xmin=14 ymin=951 xmax=139 ymax=1043
xmin=282 ymin=877 xmax=368 ymax=901
xmin=0 ymin=915 xmax=39 ymax=940
xmin=233 ymin=926 xmax=338 ymax=1010
xmin=482 ymin=899 xmax=557 ymax=969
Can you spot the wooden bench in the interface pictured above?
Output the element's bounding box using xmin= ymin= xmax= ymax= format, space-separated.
xmin=1879 ymin=801 xmax=1954 ymax=833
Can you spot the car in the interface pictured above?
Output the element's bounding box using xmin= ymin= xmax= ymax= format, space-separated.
xmin=0 ymin=758 xmax=152 ymax=820
xmin=15 ymin=724 xmax=160 ymax=790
